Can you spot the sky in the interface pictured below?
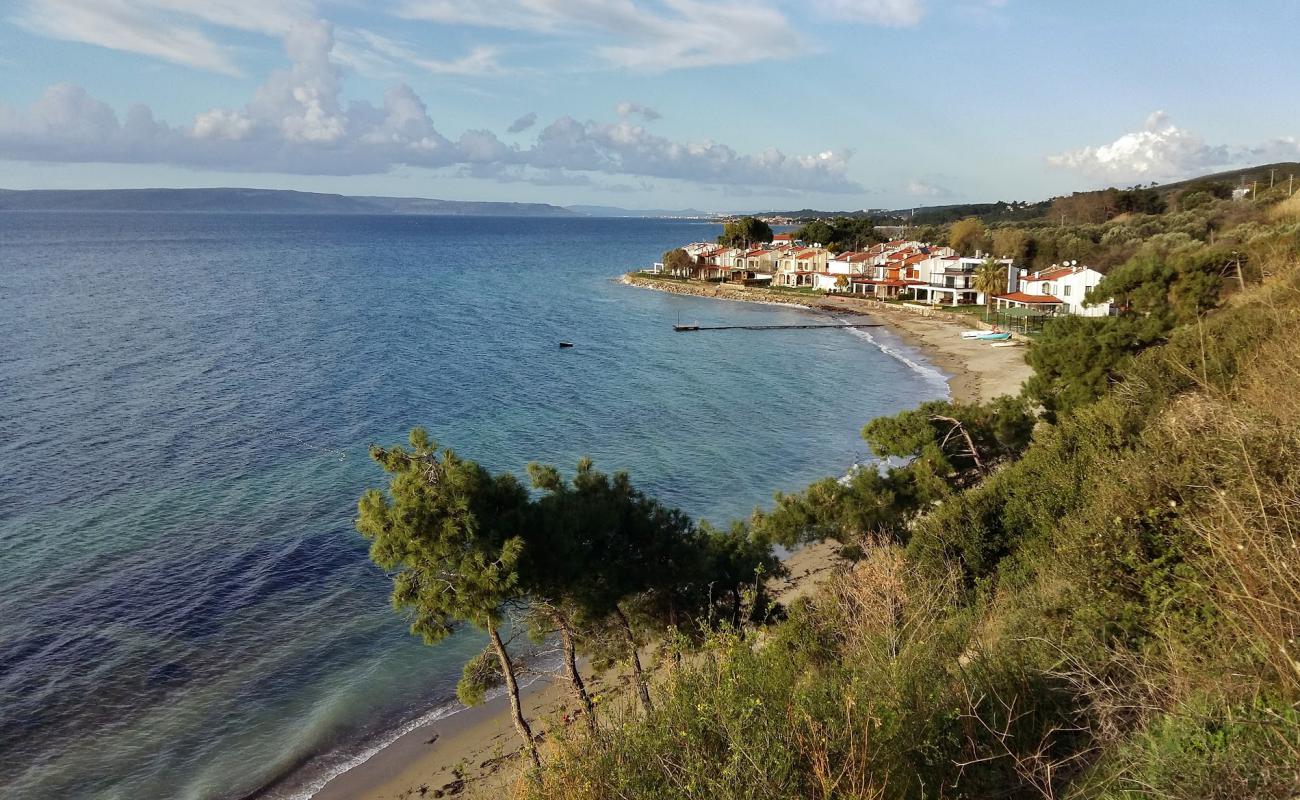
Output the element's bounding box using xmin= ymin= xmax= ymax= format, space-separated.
xmin=0 ymin=0 xmax=1298 ymax=211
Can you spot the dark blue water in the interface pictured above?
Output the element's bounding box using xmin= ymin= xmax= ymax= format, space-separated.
xmin=0 ymin=212 xmax=947 ymax=799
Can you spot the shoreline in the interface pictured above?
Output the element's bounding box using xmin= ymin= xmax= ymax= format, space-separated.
xmin=309 ymin=541 xmax=843 ymax=800
xmin=619 ymin=273 xmax=1032 ymax=405
xmin=305 ymin=277 xmax=1032 ymax=800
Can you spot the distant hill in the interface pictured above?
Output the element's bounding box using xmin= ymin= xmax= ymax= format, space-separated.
xmin=1145 ymin=162 xmax=1300 ymax=197
xmin=0 ymin=188 xmax=575 ymax=216
xmin=754 ymin=163 xmax=1300 ymax=226
xmin=567 ymin=205 xmax=722 ymax=219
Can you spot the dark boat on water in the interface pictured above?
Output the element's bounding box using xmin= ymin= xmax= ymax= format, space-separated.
xmin=559 ymin=341 xmax=574 ymax=348
xmin=672 ymin=324 xmax=700 ymax=332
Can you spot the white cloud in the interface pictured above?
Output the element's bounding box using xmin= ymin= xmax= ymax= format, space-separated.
xmin=0 ymin=20 xmax=863 ymax=193
xmin=811 ymin=0 xmax=925 ymax=26
xmin=616 ymin=102 xmax=661 ymax=121
xmin=904 ymin=177 xmax=952 ymax=197
xmin=1047 ymin=111 xmax=1242 ymax=182
xmin=337 ymin=29 xmax=502 ymax=77
xmin=9 ymin=0 xmax=258 ymax=75
xmin=398 ymin=0 xmax=805 ymax=71
xmin=10 ymin=0 xmax=501 ymax=80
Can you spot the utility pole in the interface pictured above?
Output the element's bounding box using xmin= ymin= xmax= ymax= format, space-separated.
xmin=1270 ymin=168 xmax=1276 ymax=189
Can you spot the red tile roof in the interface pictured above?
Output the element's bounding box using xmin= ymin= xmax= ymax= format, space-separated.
xmin=1028 ymin=267 xmax=1074 ymax=281
xmin=997 ymin=291 xmax=1062 ymax=304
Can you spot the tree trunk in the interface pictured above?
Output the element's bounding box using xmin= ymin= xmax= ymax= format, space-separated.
xmin=555 ymin=614 xmax=597 ymax=733
xmin=614 ymin=605 xmax=653 ymax=716
xmin=488 ymin=624 xmax=541 ymax=770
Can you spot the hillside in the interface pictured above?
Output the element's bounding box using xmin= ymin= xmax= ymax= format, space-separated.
xmin=511 ymin=188 xmax=1300 ymax=799
xmin=0 ymin=188 xmax=575 ymax=216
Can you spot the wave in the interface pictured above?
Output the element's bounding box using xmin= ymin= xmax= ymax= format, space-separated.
xmin=836 ymin=319 xmax=950 ymax=396
xmin=278 ymin=663 xmax=558 ymax=800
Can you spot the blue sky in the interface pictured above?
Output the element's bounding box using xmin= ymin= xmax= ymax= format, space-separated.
xmin=1 ymin=0 xmax=1297 ymax=211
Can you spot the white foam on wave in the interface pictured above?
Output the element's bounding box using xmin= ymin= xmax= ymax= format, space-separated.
xmin=840 ymin=319 xmax=950 ymax=396
xmin=288 ymin=668 xmax=557 ymax=800
xmin=280 ymin=699 xmax=463 ymax=800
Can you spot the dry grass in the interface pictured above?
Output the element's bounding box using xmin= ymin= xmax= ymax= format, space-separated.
xmin=1267 ymin=192 xmax=1300 ymax=223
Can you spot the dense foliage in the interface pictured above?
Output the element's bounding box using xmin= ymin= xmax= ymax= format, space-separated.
xmin=506 ymin=186 xmax=1300 ymax=798
xmin=717 ymin=216 xmax=773 ymax=248
xmin=793 ymin=217 xmax=886 ymax=250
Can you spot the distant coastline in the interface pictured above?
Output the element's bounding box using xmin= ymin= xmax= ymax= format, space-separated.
xmin=0 ymin=187 xmax=576 ymax=216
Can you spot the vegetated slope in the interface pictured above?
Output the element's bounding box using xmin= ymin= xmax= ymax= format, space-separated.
xmin=519 ymin=193 xmax=1300 ymax=799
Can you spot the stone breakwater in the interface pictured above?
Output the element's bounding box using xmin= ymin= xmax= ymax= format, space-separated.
xmin=620 ymin=273 xmax=992 ymax=328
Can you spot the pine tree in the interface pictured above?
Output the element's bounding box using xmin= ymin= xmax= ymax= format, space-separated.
xmin=356 ymin=428 xmax=541 ymax=769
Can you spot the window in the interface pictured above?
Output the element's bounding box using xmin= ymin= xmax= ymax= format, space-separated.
xmin=1062 ymin=285 xmax=1071 ymax=296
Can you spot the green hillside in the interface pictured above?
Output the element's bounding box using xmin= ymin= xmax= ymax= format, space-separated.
xmin=514 ymin=186 xmax=1300 ymax=798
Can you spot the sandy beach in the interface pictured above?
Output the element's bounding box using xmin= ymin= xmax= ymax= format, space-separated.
xmin=309 ymin=277 xmax=1031 ymax=800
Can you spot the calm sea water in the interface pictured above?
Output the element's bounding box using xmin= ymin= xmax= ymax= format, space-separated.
xmin=0 ymin=212 xmax=947 ymax=800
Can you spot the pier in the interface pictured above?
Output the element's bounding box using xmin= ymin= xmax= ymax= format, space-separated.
xmin=673 ymin=322 xmax=882 ymax=332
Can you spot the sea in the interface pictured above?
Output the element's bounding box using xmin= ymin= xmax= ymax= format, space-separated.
xmin=0 ymin=212 xmax=948 ymax=800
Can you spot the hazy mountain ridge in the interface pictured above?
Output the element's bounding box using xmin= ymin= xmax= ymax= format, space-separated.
xmin=0 ymin=188 xmax=575 ymax=216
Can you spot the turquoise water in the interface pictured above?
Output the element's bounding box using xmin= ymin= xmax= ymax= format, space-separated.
xmin=0 ymin=213 xmax=947 ymax=799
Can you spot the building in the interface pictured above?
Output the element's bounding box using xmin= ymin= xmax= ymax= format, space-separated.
xmin=774 ymin=247 xmax=828 ymax=287
xmin=910 ymin=255 xmax=1013 ymax=307
xmin=996 ymin=263 xmax=1111 ymax=316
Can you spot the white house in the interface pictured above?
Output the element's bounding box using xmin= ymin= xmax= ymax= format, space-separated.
xmin=1004 ymin=263 xmax=1111 ymax=316
xmin=910 ymin=254 xmax=1014 ymax=307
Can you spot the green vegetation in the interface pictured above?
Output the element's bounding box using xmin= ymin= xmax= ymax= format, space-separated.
xmin=357 ymin=449 xmax=777 ymax=767
xmin=360 ymin=175 xmax=1300 ymax=798
xmin=793 ymin=217 xmax=886 ymax=250
xmin=717 ymin=216 xmax=773 ymax=248
xmin=519 ymin=183 xmax=1300 ymax=798
xmin=661 ymin=247 xmax=692 ymax=274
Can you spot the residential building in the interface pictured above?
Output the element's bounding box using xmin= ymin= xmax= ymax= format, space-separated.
xmin=996 ymin=263 xmax=1111 ymax=316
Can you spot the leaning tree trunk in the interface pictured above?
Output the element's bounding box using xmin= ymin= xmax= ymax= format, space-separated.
xmin=554 ymin=612 xmax=597 ymax=733
xmin=614 ymin=605 xmax=653 ymax=716
xmin=487 ymin=624 xmax=541 ymax=770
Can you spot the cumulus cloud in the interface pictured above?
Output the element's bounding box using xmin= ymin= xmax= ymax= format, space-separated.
xmin=1046 ymin=111 xmax=1299 ymax=183
xmin=507 ymin=112 xmax=538 ymax=133
xmin=811 ymin=0 xmax=926 ymax=26
xmin=616 ymin=102 xmax=661 ymax=121
xmin=0 ymin=20 xmax=862 ymax=192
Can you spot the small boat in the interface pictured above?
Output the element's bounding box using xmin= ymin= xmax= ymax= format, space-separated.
xmin=559 ymin=341 xmax=574 ymax=348
xmin=976 ymin=332 xmax=1012 ymax=341
xmin=960 ymin=330 xmax=986 ymax=339
xmin=673 ymin=323 xmax=700 ymax=332
xmin=991 ymin=340 xmax=1022 ymax=348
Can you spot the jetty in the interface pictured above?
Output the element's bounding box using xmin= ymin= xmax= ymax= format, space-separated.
xmin=673 ymin=322 xmax=883 ymax=332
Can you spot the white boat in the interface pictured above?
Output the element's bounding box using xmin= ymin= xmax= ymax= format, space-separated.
xmin=991 ymin=340 xmax=1022 ymax=348
xmin=960 ymin=330 xmax=986 ymax=339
